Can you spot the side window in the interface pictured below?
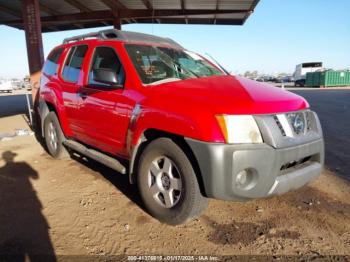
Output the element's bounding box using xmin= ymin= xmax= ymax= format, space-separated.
xmin=62 ymin=45 xmax=88 ymax=83
xmin=43 ymin=48 xmax=63 ymax=76
xmin=88 ymin=46 xmax=125 ymax=87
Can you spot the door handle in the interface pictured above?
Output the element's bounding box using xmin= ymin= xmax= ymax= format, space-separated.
xmin=77 ymin=90 xmax=88 ymax=99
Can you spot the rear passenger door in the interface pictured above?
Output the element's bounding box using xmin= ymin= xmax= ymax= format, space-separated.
xmin=76 ymin=46 xmax=131 ymax=155
xmin=60 ymin=45 xmax=88 ymax=136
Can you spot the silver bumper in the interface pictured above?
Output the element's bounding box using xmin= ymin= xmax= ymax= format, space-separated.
xmin=185 ymin=138 xmax=324 ymax=201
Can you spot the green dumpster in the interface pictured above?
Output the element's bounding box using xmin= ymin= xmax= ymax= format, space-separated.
xmin=306 ymin=71 xmax=350 ymax=87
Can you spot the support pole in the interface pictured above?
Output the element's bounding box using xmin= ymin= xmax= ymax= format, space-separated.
xmin=111 ymin=1 xmax=121 ymax=30
xmin=25 ymin=93 xmax=33 ymax=127
xmin=22 ymin=0 xmax=44 ymax=107
xmin=113 ymin=17 xmax=121 ymax=30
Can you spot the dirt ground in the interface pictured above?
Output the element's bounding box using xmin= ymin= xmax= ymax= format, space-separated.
xmin=0 ymin=115 xmax=350 ymax=259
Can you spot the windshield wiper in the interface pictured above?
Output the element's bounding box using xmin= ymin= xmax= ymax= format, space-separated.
xmin=173 ymin=62 xmax=199 ymax=78
xmin=155 ymin=47 xmax=199 ymax=79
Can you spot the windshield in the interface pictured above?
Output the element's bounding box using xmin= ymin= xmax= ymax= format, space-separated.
xmin=125 ymin=44 xmax=224 ymax=85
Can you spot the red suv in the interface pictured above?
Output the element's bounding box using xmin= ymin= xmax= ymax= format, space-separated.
xmin=39 ymin=29 xmax=324 ymax=225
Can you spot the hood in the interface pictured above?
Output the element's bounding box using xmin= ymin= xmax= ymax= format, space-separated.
xmin=145 ymin=75 xmax=309 ymax=115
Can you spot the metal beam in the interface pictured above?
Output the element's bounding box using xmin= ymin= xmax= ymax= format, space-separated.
xmin=101 ymin=0 xmax=126 ymax=29
xmin=39 ymin=2 xmax=59 ymax=15
xmin=5 ymin=9 xmax=250 ymax=25
xmin=22 ymin=16 xmax=244 ymax=31
xmin=180 ymin=0 xmax=185 ymax=11
xmin=214 ymin=0 xmax=219 ymax=24
xmin=23 ymin=0 xmax=44 ymax=108
xmin=113 ymin=17 xmax=121 ymax=30
xmin=0 ymin=4 xmax=22 ymax=18
xmin=180 ymin=0 xmax=187 ymax=24
xmin=242 ymin=0 xmax=258 ymax=25
xmin=39 ymin=2 xmax=82 ymax=30
xmin=141 ymin=0 xmax=153 ymax=10
xmin=135 ymin=17 xmax=244 ymax=25
xmin=23 ymin=0 xmax=44 ymax=73
xmin=101 ymin=0 xmax=127 ymax=10
xmin=73 ymin=23 xmax=85 ymax=29
xmin=89 ymin=9 xmax=248 ymax=18
xmin=128 ymin=8 xmax=248 ymax=18
xmin=64 ymin=0 xmax=92 ymax=12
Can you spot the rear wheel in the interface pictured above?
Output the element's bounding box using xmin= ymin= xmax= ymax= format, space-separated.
xmin=44 ymin=111 xmax=68 ymax=159
xmin=137 ymin=138 xmax=208 ymax=225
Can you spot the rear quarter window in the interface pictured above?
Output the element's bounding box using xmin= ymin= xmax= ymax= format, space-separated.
xmin=43 ymin=48 xmax=63 ymax=76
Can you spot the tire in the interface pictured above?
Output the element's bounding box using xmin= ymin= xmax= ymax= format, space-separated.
xmin=44 ymin=111 xmax=68 ymax=159
xmin=137 ymin=138 xmax=208 ymax=225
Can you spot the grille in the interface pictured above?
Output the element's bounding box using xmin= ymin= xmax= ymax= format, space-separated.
xmin=273 ymin=115 xmax=286 ymax=136
xmin=305 ymin=111 xmax=313 ymax=132
xmin=273 ymin=111 xmax=314 ymax=137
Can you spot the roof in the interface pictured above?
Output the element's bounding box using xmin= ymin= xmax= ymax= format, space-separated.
xmin=0 ymin=0 xmax=259 ymax=32
xmin=63 ymin=29 xmax=185 ymax=49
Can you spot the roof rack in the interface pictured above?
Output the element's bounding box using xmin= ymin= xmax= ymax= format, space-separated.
xmin=62 ymin=29 xmax=184 ymax=49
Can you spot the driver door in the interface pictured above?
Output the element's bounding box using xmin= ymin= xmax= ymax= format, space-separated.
xmin=76 ymin=46 xmax=130 ymax=155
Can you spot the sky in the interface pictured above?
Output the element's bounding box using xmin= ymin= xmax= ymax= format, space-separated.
xmin=0 ymin=0 xmax=349 ymax=78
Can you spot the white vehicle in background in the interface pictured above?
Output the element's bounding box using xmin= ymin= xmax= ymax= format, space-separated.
xmin=0 ymin=80 xmax=13 ymax=93
xmin=294 ymin=62 xmax=323 ymax=87
xmin=11 ymin=79 xmax=22 ymax=90
xmin=23 ymin=76 xmax=31 ymax=91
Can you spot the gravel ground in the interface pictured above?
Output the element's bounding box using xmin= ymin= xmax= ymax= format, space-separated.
xmin=0 ymin=115 xmax=349 ymax=260
xmin=1 ymin=89 xmax=350 ymax=260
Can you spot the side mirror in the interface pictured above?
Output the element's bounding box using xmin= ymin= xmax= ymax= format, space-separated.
xmin=92 ymin=68 xmax=120 ymax=87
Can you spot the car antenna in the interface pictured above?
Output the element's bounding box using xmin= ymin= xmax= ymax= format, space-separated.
xmin=205 ymin=53 xmax=230 ymax=75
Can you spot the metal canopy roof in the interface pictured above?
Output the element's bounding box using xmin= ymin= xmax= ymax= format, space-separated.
xmin=0 ymin=0 xmax=259 ymax=32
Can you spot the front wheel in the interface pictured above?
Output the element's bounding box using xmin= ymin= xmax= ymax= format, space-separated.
xmin=137 ymin=138 xmax=208 ymax=225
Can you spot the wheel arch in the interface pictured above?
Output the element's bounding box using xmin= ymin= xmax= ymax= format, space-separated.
xmin=38 ymin=99 xmax=58 ymax=137
xmin=129 ymin=128 xmax=208 ymax=197
xmin=38 ymin=98 xmax=72 ymax=138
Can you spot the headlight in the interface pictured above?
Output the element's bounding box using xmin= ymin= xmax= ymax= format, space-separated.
xmin=216 ymin=115 xmax=263 ymax=144
xmin=287 ymin=112 xmax=306 ymax=135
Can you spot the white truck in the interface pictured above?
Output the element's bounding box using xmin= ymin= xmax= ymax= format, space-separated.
xmin=294 ymin=62 xmax=323 ymax=87
xmin=0 ymin=80 xmax=13 ymax=93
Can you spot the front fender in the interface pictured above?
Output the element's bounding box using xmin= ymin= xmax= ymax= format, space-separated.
xmin=127 ymin=105 xmax=225 ymax=183
xmin=131 ymin=108 xmax=201 ymax=149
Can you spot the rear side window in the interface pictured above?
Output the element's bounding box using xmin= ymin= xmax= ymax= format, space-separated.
xmin=62 ymin=45 xmax=88 ymax=83
xmin=43 ymin=48 xmax=63 ymax=76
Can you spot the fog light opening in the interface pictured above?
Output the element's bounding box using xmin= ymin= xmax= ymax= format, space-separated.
xmin=235 ymin=169 xmax=257 ymax=190
xmin=236 ymin=170 xmax=248 ymax=186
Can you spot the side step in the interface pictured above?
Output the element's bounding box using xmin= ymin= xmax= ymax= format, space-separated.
xmin=63 ymin=140 xmax=126 ymax=174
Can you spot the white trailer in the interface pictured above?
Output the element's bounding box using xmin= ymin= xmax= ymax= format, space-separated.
xmin=0 ymin=80 xmax=13 ymax=93
xmin=293 ymin=62 xmax=323 ymax=86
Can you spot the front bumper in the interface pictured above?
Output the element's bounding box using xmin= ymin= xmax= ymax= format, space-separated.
xmin=185 ymin=138 xmax=324 ymax=201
